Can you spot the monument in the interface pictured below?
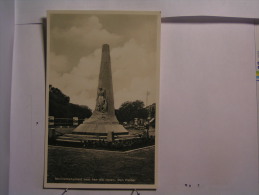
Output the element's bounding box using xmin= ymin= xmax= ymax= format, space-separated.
xmin=73 ymin=44 xmax=129 ymax=136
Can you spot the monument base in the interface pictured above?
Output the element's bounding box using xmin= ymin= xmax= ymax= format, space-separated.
xmin=72 ymin=111 xmax=129 ymax=135
xmin=72 ymin=123 xmax=129 ymax=136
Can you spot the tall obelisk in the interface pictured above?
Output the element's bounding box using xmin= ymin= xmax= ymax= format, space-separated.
xmin=73 ymin=44 xmax=129 ymax=135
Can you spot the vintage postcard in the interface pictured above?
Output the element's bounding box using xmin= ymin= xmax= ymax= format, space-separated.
xmin=44 ymin=10 xmax=160 ymax=189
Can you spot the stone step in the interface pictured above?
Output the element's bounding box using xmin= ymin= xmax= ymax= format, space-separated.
xmin=57 ymin=135 xmax=104 ymax=141
xmin=63 ymin=134 xmax=107 ymax=139
xmin=56 ymin=139 xmax=82 ymax=143
xmin=56 ymin=132 xmax=141 ymax=143
xmin=114 ymin=137 xmax=141 ymax=141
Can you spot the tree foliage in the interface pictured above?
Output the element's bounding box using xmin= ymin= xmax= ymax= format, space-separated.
xmin=49 ymin=85 xmax=92 ymax=119
xmin=116 ymin=100 xmax=149 ymax=123
xmin=146 ymin=103 xmax=156 ymax=118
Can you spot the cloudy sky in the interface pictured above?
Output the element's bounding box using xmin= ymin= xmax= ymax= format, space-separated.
xmin=48 ymin=12 xmax=159 ymax=110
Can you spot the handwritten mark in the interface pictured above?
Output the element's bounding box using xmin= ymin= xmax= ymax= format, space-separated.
xmin=131 ymin=189 xmax=140 ymax=195
xmin=61 ymin=188 xmax=68 ymax=195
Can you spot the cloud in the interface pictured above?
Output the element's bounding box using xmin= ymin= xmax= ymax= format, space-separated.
xmin=49 ymin=48 xmax=102 ymax=109
xmin=51 ymin=16 xmax=123 ymax=58
xmin=111 ymin=39 xmax=156 ymax=108
xmin=114 ymin=77 xmax=156 ymax=108
xmin=49 ymin=38 xmax=157 ymax=110
xmin=49 ymin=52 xmax=71 ymax=73
xmin=49 ymin=15 xmax=158 ymax=110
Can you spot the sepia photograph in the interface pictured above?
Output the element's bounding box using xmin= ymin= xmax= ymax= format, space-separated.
xmin=44 ymin=10 xmax=160 ymax=189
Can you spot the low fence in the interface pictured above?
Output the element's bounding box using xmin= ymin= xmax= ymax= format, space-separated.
xmin=48 ymin=116 xmax=84 ymax=127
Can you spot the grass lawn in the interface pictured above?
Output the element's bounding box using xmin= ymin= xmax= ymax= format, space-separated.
xmin=47 ymin=145 xmax=155 ymax=185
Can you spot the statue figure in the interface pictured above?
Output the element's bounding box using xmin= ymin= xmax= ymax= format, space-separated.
xmin=95 ymin=88 xmax=107 ymax=112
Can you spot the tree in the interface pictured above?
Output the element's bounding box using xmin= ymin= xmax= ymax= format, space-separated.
xmin=49 ymin=85 xmax=92 ymax=119
xmin=146 ymin=103 xmax=156 ymax=118
xmin=116 ymin=100 xmax=148 ymax=123
xmin=146 ymin=103 xmax=156 ymax=127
